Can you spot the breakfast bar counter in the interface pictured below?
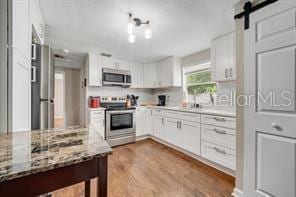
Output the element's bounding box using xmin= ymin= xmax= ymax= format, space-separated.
xmin=0 ymin=126 xmax=112 ymax=197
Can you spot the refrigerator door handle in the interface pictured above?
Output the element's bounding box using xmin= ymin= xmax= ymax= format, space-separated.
xmin=31 ymin=44 xmax=37 ymax=60
xmin=31 ymin=66 xmax=37 ymax=82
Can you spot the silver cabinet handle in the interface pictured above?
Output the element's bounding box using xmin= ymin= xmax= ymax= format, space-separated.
xmin=214 ymin=147 xmax=226 ymax=154
xmin=213 ymin=128 xmax=226 ymax=134
xmin=31 ymin=66 xmax=37 ymax=82
xmin=213 ymin=117 xmax=226 ymax=122
xmin=183 ymin=113 xmax=196 ymax=117
xmin=183 ymin=123 xmax=196 ymax=128
xmin=229 ymin=68 xmax=233 ymax=78
xmin=162 ymin=117 xmax=164 ymax=125
xmin=225 ymin=68 xmax=228 ymax=78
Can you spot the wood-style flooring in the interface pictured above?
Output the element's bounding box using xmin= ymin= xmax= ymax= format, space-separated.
xmin=52 ymin=139 xmax=235 ymax=197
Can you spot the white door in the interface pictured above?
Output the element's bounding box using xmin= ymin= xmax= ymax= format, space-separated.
xmin=182 ymin=120 xmax=201 ymax=156
xmin=145 ymin=109 xmax=153 ymax=134
xmin=244 ymin=1 xmax=296 ymax=197
xmin=211 ymin=36 xmax=229 ymax=81
xmin=143 ymin=63 xmax=156 ymax=88
xmin=152 ymin=116 xmax=165 ymax=139
xmin=88 ymin=53 xmax=102 ymax=86
xmin=118 ymin=59 xmax=130 ymax=71
xmin=101 ymin=57 xmax=117 ymax=69
xmin=136 ymin=109 xmax=146 ymax=136
xmin=165 ymin=118 xmax=181 ymax=147
xmin=130 ymin=62 xmax=143 ymax=88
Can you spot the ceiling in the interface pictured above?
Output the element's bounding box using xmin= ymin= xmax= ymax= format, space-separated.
xmin=39 ymin=0 xmax=239 ymax=67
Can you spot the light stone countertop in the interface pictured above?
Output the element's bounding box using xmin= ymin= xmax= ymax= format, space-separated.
xmin=143 ymin=106 xmax=236 ymax=117
xmin=0 ymin=125 xmax=112 ymax=183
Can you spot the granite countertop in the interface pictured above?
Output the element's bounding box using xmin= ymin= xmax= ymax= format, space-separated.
xmin=0 ymin=126 xmax=112 ymax=183
xmin=145 ymin=106 xmax=236 ymax=117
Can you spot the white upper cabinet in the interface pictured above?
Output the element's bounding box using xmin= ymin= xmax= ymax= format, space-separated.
xmin=211 ymin=32 xmax=236 ymax=81
xmin=30 ymin=0 xmax=45 ymax=44
xmin=13 ymin=0 xmax=31 ymax=61
xmin=87 ymin=53 xmax=102 ymax=87
xmin=156 ymin=56 xmax=182 ymax=88
xmin=130 ymin=62 xmax=144 ymax=88
xmin=101 ymin=56 xmax=130 ymax=71
xmin=11 ymin=0 xmax=32 ymax=131
xmin=143 ymin=63 xmax=157 ymax=88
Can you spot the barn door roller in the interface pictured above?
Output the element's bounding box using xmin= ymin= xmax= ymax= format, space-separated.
xmin=234 ymin=0 xmax=278 ymax=30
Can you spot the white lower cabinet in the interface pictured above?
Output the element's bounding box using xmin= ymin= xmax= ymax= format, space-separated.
xmin=145 ymin=109 xmax=153 ymax=135
xmin=138 ymin=108 xmax=236 ymax=171
xmin=181 ymin=120 xmax=201 ymax=156
xmin=152 ymin=116 xmax=165 ymax=140
xmin=136 ymin=109 xmax=146 ymax=137
xmin=88 ymin=110 xmax=105 ymax=138
xmin=201 ymin=141 xmax=236 ymax=170
xmin=165 ymin=118 xmax=182 ymax=147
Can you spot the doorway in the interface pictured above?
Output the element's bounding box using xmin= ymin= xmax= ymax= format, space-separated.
xmin=54 ymin=71 xmax=66 ymax=128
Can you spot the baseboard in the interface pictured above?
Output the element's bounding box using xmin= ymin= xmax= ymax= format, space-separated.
xmin=232 ymin=188 xmax=243 ymax=197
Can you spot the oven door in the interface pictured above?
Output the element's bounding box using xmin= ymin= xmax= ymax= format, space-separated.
xmin=106 ymin=110 xmax=135 ymax=137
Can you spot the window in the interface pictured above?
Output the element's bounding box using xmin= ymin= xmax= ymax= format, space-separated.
xmin=183 ymin=62 xmax=216 ymax=102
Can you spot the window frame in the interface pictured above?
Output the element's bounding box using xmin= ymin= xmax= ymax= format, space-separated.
xmin=183 ymin=61 xmax=216 ymax=102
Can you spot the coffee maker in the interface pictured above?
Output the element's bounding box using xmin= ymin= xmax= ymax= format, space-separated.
xmin=157 ymin=95 xmax=166 ymax=106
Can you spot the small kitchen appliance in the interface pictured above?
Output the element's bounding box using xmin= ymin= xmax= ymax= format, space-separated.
xmin=89 ymin=96 xmax=100 ymax=108
xmin=101 ymin=96 xmax=136 ymax=147
xmin=157 ymin=95 xmax=166 ymax=106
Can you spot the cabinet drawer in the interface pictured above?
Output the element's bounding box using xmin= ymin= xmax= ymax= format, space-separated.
xmin=180 ymin=112 xmax=200 ymax=123
xmin=152 ymin=109 xmax=165 ymax=116
xmin=201 ymin=141 xmax=236 ymax=170
xmin=90 ymin=111 xmax=104 ymax=119
xmin=201 ymin=124 xmax=236 ymax=149
xmin=164 ymin=110 xmax=181 ymax=119
xmin=201 ymin=114 xmax=236 ymax=129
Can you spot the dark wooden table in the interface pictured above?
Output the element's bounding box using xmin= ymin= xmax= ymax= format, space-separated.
xmin=0 ymin=156 xmax=108 ymax=197
xmin=0 ymin=126 xmax=112 ymax=197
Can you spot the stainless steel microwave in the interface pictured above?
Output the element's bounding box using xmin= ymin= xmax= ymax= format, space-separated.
xmin=102 ymin=68 xmax=131 ymax=87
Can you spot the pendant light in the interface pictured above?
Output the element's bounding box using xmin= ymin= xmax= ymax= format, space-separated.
xmin=127 ymin=13 xmax=134 ymax=34
xmin=145 ymin=22 xmax=152 ymax=39
xmin=128 ymin=34 xmax=136 ymax=43
xmin=127 ymin=13 xmax=152 ymax=43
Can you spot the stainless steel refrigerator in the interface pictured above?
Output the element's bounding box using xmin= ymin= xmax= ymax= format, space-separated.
xmin=31 ymin=44 xmax=55 ymax=130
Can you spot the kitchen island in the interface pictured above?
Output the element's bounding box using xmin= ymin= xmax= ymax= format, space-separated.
xmin=0 ymin=126 xmax=112 ymax=197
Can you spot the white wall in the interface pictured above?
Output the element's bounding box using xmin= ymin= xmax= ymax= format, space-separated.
xmin=54 ymin=74 xmax=64 ymax=118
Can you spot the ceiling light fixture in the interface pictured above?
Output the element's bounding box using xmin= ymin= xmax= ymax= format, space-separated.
xmin=127 ymin=13 xmax=152 ymax=43
xmin=128 ymin=34 xmax=136 ymax=43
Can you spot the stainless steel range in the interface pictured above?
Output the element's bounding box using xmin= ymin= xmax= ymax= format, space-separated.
xmin=101 ymin=96 xmax=136 ymax=147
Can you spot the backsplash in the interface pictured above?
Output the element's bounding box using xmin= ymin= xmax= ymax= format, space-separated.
xmin=152 ymin=81 xmax=236 ymax=111
xmin=87 ymin=86 xmax=153 ymax=105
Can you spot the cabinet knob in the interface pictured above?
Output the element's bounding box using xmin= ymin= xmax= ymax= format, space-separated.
xmin=272 ymin=123 xmax=283 ymax=131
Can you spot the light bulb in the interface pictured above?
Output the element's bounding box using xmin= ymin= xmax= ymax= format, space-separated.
xmin=127 ymin=16 xmax=134 ymax=34
xmin=128 ymin=34 xmax=136 ymax=43
xmin=145 ymin=24 xmax=152 ymax=39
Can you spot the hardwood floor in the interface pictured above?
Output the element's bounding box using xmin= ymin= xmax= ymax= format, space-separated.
xmin=52 ymin=139 xmax=235 ymax=197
